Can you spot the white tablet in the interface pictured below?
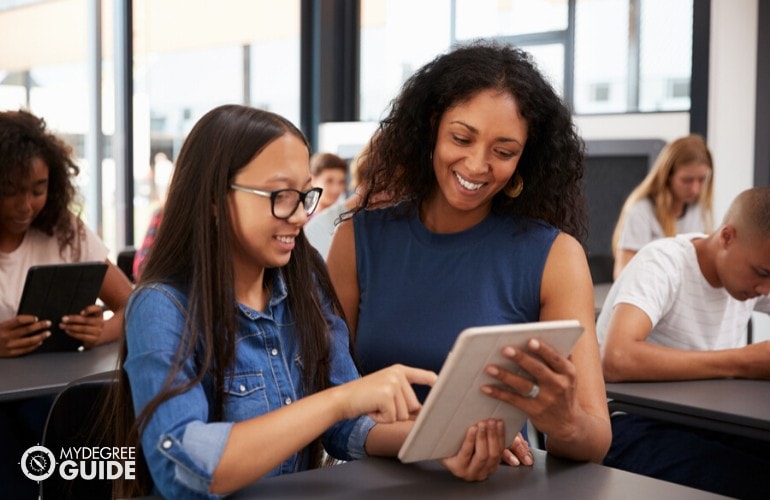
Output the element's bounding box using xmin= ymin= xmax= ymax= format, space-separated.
xmin=398 ymin=320 xmax=584 ymax=463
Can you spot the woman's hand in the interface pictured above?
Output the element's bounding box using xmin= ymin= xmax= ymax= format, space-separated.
xmin=0 ymin=315 xmax=51 ymax=357
xmin=60 ymin=304 xmax=105 ymax=348
xmin=336 ymin=364 xmax=437 ymax=423
xmin=439 ymin=419 xmax=506 ymax=481
xmin=482 ymin=338 xmax=580 ymax=445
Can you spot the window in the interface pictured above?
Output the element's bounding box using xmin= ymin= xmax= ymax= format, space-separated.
xmin=131 ymin=0 xmax=301 ymax=244
xmin=574 ymin=0 xmax=693 ymax=114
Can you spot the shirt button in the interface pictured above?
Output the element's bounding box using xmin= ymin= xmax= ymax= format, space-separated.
xmin=239 ymin=384 xmax=246 ymax=393
xmin=284 ymin=397 xmax=292 ymax=405
xmin=162 ymin=439 xmax=172 ymax=450
xmin=271 ymin=348 xmax=278 ymax=356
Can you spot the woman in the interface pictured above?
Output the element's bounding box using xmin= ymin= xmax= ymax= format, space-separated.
xmin=327 ymin=41 xmax=612 ymax=463
xmin=611 ymin=134 xmax=714 ymax=279
xmin=0 ymin=109 xmax=132 ymax=499
xmin=114 ymin=105 xmax=508 ymax=498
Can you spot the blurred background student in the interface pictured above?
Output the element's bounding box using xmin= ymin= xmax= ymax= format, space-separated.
xmin=611 ymin=134 xmax=714 ymax=279
xmin=305 ymin=147 xmax=372 ymax=259
xmin=132 ymin=152 xmax=174 ymax=280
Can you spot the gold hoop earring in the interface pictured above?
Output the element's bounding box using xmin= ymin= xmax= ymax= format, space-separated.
xmin=504 ymin=172 xmax=524 ymax=198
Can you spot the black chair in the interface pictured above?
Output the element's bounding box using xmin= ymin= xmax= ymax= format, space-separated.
xmin=41 ymin=371 xmax=119 ymax=499
xmin=117 ymin=247 xmax=136 ymax=283
xmin=587 ymin=254 xmax=614 ymax=285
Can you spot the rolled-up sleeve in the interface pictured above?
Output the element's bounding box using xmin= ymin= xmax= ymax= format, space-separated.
xmin=124 ymin=286 xmax=232 ymax=499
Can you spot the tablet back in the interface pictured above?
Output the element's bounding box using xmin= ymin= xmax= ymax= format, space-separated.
xmin=17 ymin=262 xmax=108 ymax=353
xmin=398 ymin=320 xmax=583 ymax=463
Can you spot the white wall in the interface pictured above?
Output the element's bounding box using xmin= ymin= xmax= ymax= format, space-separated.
xmin=707 ymin=0 xmax=758 ymax=221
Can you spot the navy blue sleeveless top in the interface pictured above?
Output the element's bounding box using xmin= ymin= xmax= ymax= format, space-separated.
xmin=353 ymin=204 xmax=559 ymax=399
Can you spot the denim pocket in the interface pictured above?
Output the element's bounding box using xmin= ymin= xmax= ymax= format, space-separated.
xmin=224 ymin=372 xmax=270 ymax=421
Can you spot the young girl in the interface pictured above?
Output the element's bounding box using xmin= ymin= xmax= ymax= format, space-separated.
xmin=115 ymin=105 xmax=504 ymax=498
xmin=0 ymin=109 xmax=132 ymax=499
xmin=611 ymin=134 xmax=714 ymax=279
xmin=0 ymin=109 xmax=132 ymax=356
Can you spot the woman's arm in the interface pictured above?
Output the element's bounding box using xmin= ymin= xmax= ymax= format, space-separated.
xmin=483 ymin=234 xmax=611 ymax=462
xmin=536 ymin=233 xmax=611 ymax=461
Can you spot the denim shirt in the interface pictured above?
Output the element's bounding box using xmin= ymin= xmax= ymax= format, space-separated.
xmin=124 ymin=272 xmax=375 ymax=499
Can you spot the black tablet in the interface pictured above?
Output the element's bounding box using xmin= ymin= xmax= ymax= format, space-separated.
xmin=17 ymin=262 xmax=108 ymax=353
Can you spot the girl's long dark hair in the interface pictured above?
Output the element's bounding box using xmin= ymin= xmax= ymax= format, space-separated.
xmin=359 ymin=40 xmax=588 ymax=242
xmin=109 ymin=105 xmax=341 ymax=497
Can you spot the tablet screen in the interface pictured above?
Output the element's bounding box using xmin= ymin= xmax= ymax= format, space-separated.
xmin=398 ymin=320 xmax=583 ymax=463
xmin=17 ymin=262 xmax=108 ymax=353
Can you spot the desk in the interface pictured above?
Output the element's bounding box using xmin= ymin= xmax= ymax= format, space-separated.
xmin=606 ymin=379 xmax=770 ymax=441
xmin=226 ymin=450 xmax=726 ymax=499
xmin=0 ymin=341 xmax=120 ymax=402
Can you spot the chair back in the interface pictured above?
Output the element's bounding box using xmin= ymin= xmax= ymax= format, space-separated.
xmin=41 ymin=370 xmax=118 ymax=499
xmin=117 ymin=247 xmax=136 ymax=283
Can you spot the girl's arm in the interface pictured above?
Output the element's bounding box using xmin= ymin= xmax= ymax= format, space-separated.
xmin=211 ymin=365 xmax=436 ymax=494
xmin=61 ymin=260 xmax=133 ymax=346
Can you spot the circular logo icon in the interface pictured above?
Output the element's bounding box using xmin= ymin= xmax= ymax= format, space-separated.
xmin=20 ymin=445 xmax=56 ymax=482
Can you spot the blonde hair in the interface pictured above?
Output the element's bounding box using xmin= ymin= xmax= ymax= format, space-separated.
xmin=612 ymin=134 xmax=715 ymax=255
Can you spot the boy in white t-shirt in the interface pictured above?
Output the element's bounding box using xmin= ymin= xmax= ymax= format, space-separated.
xmin=596 ymin=186 xmax=770 ymax=498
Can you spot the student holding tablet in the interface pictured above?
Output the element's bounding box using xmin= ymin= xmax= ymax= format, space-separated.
xmin=0 ymin=110 xmax=132 ymax=356
xmin=0 ymin=110 xmax=132 ymax=498
xmin=327 ymin=41 xmax=612 ymax=465
xmin=110 ymin=105 xmax=504 ymax=499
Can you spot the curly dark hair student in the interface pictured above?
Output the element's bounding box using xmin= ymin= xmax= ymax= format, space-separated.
xmin=0 ymin=109 xmax=83 ymax=256
xmin=360 ymin=40 xmax=588 ymax=242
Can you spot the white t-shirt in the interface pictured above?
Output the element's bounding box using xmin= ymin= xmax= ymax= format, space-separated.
xmin=618 ymin=198 xmax=706 ymax=252
xmin=304 ymin=199 xmax=348 ymax=260
xmin=596 ymin=233 xmax=770 ymax=351
xmin=0 ymin=220 xmax=109 ymax=321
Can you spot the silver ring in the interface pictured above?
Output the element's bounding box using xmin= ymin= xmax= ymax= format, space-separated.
xmin=526 ymin=383 xmax=540 ymax=399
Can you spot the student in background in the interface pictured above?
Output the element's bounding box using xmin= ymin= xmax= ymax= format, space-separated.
xmin=597 ymin=187 xmax=770 ymax=498
xmin=305 ymin=145 xmax=374 ymax=259
xmin=611 ymin=134 xmax=714 ymax=279
xmin=133 ymin=152 xmax=174 ymax=280
xmin=0 ymin=109 xmax=132 ymax=498
xmin=310 ymin=152 xmax=348 ymax=215
xmin=327 ymin=41 xmax=612 ymax=465
xmin=112 ymin=105 xmax=508 ymax=498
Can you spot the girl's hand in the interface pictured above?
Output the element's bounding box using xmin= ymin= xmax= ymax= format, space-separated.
xmin=503 ymin=432 xmax=534 ymax=467
xmin=338 ymin=364 xmax=437 ymax=423
xmin=0 ymin=315 xmax=51 ymax=357
xmin=60 ymin=304 xmax=105 ymax=348
xmin=439 ymin=419 xmax=505 ymax=481
xmin=482 ymin=338 xmax=580 ymax=444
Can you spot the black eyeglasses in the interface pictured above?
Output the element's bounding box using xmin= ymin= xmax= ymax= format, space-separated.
xmin=230 ymin=184 xmax=323 ymax=220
